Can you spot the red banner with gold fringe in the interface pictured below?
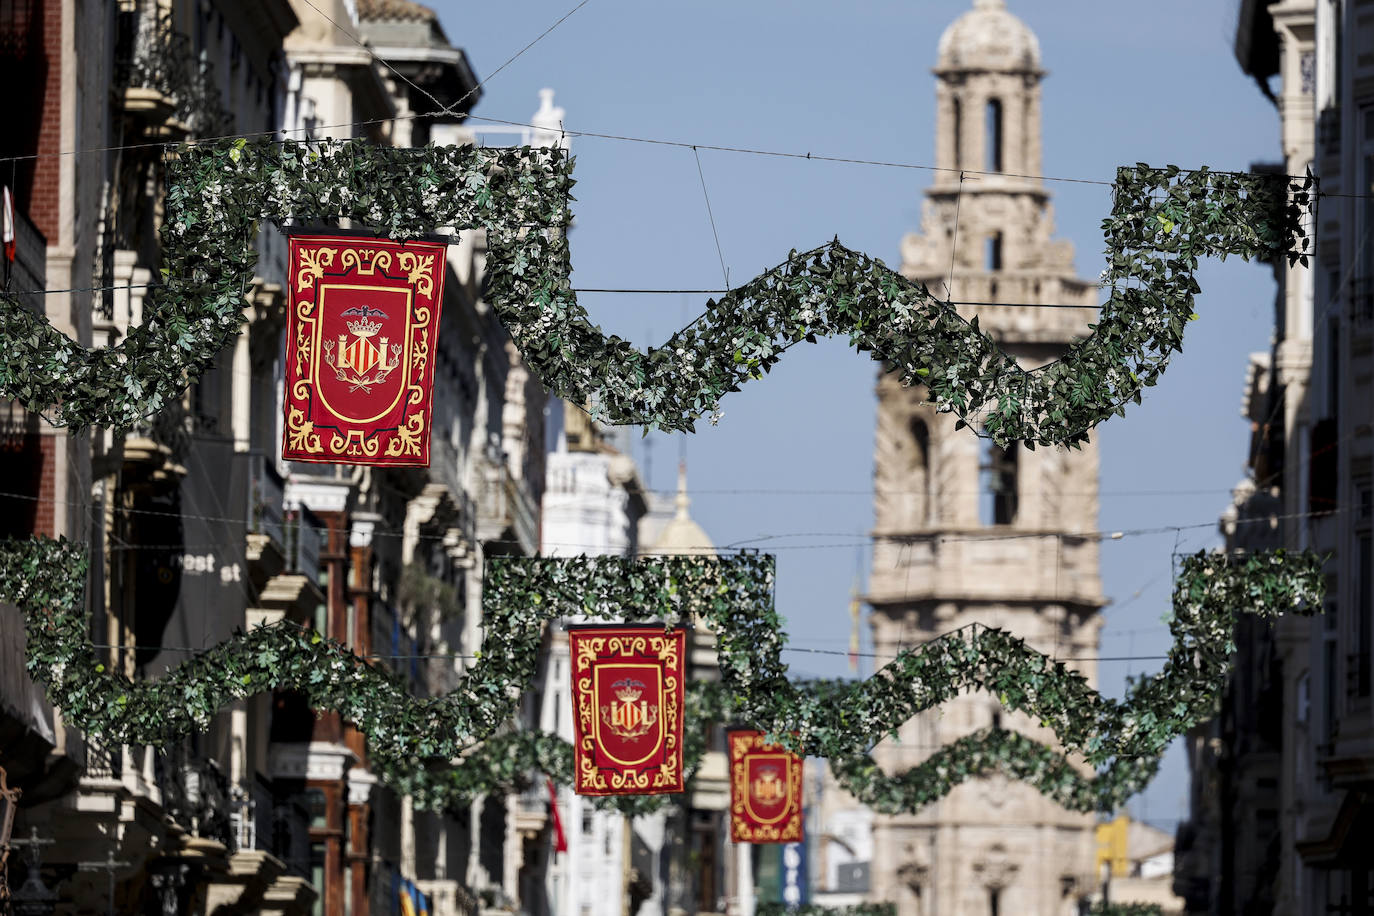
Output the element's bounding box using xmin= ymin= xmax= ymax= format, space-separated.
xmin=569 ymin=625 xmax=685 ymax=796
xmin=728 ymin=729 xmax=804 ymax=843
xmin=282 ymin=233 xmax=446 ymax=466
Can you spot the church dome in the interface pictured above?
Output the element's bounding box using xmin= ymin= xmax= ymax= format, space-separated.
xmin=936 ymin=0 xmax=1041 ymax=73
xmin=645 ymin=464 xmax=716 ymax=556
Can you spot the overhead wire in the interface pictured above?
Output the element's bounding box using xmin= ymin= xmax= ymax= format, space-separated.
xmin=1 ymin=485 xmax=1349 ymax=554
xmin=0 ymin=88 xmax=1333 ymax=207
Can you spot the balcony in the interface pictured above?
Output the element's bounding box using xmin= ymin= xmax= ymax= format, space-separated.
xmin=156 ymin=744 xmax=233 ymax=852
xmin=115 ymin=4 xmax=233 ymax=140
xmin=513 ymin=783 xmax=548 ymax=839
xmin=207 ymin=775 xmax=315 ymax=916
xmin=245 ymin=451 xmax=287 ymax=587
xmin=255 ymin=506 xmax=324 ymax=620
xmin=477 ymin=452 xmax=538 ymax=555
xmin=285 ymin=506 xmax=322 ymax=586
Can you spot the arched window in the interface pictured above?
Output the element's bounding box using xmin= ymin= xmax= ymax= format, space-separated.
xmin=909 ymin=417 xmax=930 ymax=470
xmin=907 ymin=417 xmax=932 ymax=527
xmin=952 ymin=97 xmax=963 ymax=169
xmin=985 ymin=232 xmax=1003 ymax=272
xmin=979 ymin=439 xmax=1017 ymax=525
xmin=985 ymin=98 xmax=1003 ymax=172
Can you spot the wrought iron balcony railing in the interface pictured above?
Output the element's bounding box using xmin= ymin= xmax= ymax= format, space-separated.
xmin=246 ymin=451 xmax=286 ymax=550
xmin=283 ymin=505 xmax=323 ymax=586
xmin=114 ymin=4 xmax=233 ymax=139
xmin=155 ymin=744 xmax=233 ymax=848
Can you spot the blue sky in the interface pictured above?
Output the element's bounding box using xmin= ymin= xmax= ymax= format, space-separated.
xmin=430 ymin=0 xmax=1286 ymax=830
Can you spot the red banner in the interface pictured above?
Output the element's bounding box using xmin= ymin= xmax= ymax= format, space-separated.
xmin=569 ymin=626 xmax=685 ymax=795
xmin=728 ymin=730 xmax=804 ymax=844
xmin=282 ymin=233 xmax=446 ymax=466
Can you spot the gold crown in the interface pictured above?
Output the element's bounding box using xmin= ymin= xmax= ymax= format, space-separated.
xmin=614 ymin=679 xmax=643 ymax=703
xmin=347 ymin=317 xmax=382 ymax=338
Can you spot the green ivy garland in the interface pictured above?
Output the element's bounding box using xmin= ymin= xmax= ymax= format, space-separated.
xmin=756 ymin=905 xmax=896 ymax=916
xmin=498 ymin=164 xmax=1309 ymax=445
xmin=2 ymin=537 xmax=754 ymax=753
xmin=0 ymin=140 xmax=573 ymax=430
xmin=1090 ymin=905 xmax=1163 ymax=916
xmin=0 ymin=140 xmax=1309 ymax=447
xmin=709 ymin=550 xmax=1324 ymax=767
xmin=830 ymin=727 xmax=1162 ymax=815
xmin=387 ymin=681 xmax=736 ymax=816
xmin=4 ymin=536 xmax=1322 ymax=814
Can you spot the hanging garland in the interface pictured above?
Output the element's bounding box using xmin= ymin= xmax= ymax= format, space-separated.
xmin=3 ymin=537 xmax=753 ymax=751
xmin=829 ymin=726 xmax=1162 ymax=815
xmin=0 ymin=140 xmax=1309 ymax=446
xmin=0 ymin=140 xmax=572 ymax=431
xmin=495 ymin=164 xmax=1310 ymax=445
xmin=5 ymin=536 xmax=1322 ymax=814
xmin=696 ymin=549 xmax=1325 ymax=767
xmin=382 ymin=722 xmax=1154 ymax=817
xmin=384 ymin=680 xmax=736 ymax=816
xmin=756 ymin=905 xmax=896 ymax=916
xmin=1090 ymin=906 xmax=1163 ymax=916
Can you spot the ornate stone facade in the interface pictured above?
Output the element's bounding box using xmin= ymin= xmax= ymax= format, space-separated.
xmin=866 ymin=2 xmax=1105 ymax=913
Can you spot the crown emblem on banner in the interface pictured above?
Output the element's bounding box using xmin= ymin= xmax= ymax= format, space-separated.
xmin=752 ymin=766 xmax=785 ymax=803
xmin=601 ymin=675 xmax=657 ymax=740
xmin=613 ymin=678 xmax=644 ymax=703
xmin=347 ymin=317 xmax=383 ymax=338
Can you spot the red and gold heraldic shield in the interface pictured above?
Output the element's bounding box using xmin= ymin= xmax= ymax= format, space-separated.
xmin=282 ymin=234 xmax=446 ymax=466
xmin=728 ymin=730 xmax=803 ymax=844
xmin=569 ymin=626 xmax=686 ymax=796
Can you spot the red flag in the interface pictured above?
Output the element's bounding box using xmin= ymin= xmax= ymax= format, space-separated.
xmin=547 ymin=778 xmax=568 ymax=854
xmin=728 ymin=729 xmax=803 ymax=844
xmin=569 ymin=625 xmax=686 ymax=796
xmin=282 ymin=233 xmax=446 ymax=466
xmin=2 ymin=186 xmax=14 ymax=263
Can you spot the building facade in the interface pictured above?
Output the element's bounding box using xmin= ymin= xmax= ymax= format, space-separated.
xmin=534 ymin=403 xmax=651 ymax=916
xmin=865 ymin=2 xmax=1105 ymax=913
xmin=1175 ymin=0 xmax=1374 ymax=913
xmin=0 ymin=3 xmax=554 ymax=914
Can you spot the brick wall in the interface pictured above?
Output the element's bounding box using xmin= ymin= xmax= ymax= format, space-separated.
xmin=28 ymin=0 xmax=61 ymax=241
xmin=0 ymin=424 xmax=52 ymax=538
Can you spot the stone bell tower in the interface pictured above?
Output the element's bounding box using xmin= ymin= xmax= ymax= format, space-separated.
xmin=866 ymin=1 xmax=1106 ymax=913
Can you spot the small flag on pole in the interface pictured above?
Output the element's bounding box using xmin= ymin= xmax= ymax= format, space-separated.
xmin=547 ymin=777 xmax=569 ymax=853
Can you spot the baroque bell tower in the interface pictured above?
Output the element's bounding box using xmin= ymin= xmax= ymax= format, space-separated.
xmin=866 ymin=1 xmax=1106 ymax=913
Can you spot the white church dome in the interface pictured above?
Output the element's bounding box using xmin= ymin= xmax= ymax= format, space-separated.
xmin=936 ymin=0 xmax=1042 ymax=73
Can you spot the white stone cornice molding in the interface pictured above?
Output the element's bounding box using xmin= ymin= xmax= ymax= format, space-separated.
xmin=269 ymin=742 xmax=358 ymax=782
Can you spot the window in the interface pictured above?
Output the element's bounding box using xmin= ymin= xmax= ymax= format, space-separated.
xmin=985 ymin=99 xmax=1003 ymax=172
xmin=304 ymin=788 xmax=329 ymax=829
xmin=310 ymin=842 xmax=326 ymax=916
xmin=1357 ymin=527 xmax=1371 ymax=698
xmin=906 ymin=418 xmax=932 ymax=527
xmin=1324 ymin=598 xmax=1340 ymax=740
xmin=953 ymin=97 xmax=963 ymax=169
xmin=1360 ymin=109 xmax=1374 ymax=281
xmin=979 ymin=441 xmax=1018 ymax=526
xmin=1329 ymin=316 xmax=1341 ymax=419
xmin=985 ymin=233 xmax=1003 ymax=272
xmin=988 ymin=888 xmax=1000 ymax=916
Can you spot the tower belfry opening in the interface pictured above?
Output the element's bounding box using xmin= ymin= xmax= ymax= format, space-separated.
xmin=866 ymin=1 xmax=1106 ymax=912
